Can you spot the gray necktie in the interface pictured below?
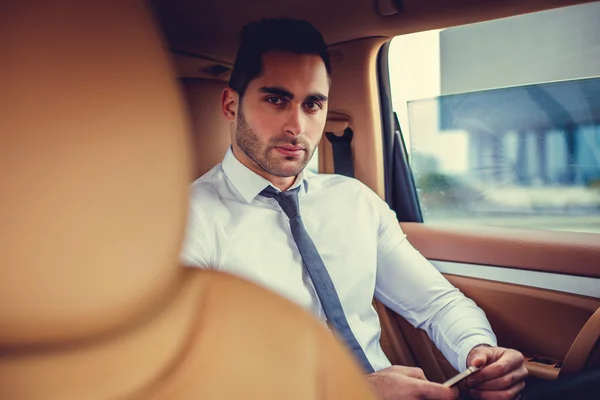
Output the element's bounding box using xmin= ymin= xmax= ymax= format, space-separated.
xmin=260 ymin=185 xmax=374 ymax=373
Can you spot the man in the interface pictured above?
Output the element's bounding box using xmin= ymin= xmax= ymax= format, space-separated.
xmin=181 ymin=18 xmax=528 ymax=400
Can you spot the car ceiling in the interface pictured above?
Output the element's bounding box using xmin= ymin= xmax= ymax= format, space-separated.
xmin=151 ymin=0 xmax=595 ymax=64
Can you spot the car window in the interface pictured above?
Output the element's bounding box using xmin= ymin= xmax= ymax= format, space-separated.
xmin=388 ymin=2 xmax=600 ymax=233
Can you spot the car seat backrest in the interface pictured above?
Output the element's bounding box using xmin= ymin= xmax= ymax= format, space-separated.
xmin=0 ymin=3 xmax=376 ymax=399
xmin=180 ymin=78 xmax=231 ymax=180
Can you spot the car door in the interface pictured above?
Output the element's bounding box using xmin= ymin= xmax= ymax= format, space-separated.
xmin=380 ymin=1 xmax=600 ymax=385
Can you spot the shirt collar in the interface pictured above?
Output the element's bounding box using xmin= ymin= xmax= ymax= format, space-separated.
xmin=221 ymin=147 xmax=310 ymax=203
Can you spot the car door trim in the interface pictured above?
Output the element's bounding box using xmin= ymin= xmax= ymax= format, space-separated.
xmin=431 ymin=260 xmax=600 ymax=299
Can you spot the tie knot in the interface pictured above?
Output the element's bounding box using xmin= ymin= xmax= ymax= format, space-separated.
xmin=259 ymin=186 xmax=301 ymax=219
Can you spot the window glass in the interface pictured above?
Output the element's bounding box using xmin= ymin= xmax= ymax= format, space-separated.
xmin=389 ymin=2 xmax=600 ymax=233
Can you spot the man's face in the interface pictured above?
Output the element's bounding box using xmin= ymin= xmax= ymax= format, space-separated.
xmin=232 ymin=51 xmax=329 ymax=178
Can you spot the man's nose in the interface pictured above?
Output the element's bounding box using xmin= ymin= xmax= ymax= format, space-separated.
xmin=282 ymin=106 xmax=305 ymax=136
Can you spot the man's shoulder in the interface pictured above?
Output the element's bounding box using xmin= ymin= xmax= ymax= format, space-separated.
xmin=307 ymin=173 xmax=376 ymax=198
xmin=308 ymin=173 xmax=390 ymax=218
xmin=189 ymin=164 xmax=225 ymax=201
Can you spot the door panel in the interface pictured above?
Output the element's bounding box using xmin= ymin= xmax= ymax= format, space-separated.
xmin=382 ymin=274 xmax=600 ymax=382
xmin=376 ymin=223 xmax=600 ymax=385
xmin=446 ymin=275 xmax=599 ymax=366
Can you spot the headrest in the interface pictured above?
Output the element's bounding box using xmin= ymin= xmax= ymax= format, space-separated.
xmin=0 ymin=3 xmax=192 ymax=345
xmin=180 ymin=78 xmax=231 ymax=179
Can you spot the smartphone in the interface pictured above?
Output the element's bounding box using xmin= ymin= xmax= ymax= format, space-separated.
xmin=442 ymin=365 xmax=481 ymax=387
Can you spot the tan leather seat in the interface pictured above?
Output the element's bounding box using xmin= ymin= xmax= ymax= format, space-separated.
xmin=0 ymin=3 xmax=375 ymax=400
xmin=180 ymin=78 xmax=232 ymax=179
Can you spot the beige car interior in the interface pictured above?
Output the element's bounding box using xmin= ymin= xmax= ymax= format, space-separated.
xmin=2 ymin=0 xmax=599 ymax=398
xmin=166 ymin=0 xmax=600 ymax=387
xmin=0 ymin=3 xmax=377 ymax=399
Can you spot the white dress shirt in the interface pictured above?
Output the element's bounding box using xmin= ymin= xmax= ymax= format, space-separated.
xmin=181 ymin=148 xmax=497 ymax=372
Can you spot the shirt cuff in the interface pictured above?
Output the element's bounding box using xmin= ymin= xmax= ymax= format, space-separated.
xmin=457 ymin=336 xmax=498 ymax=372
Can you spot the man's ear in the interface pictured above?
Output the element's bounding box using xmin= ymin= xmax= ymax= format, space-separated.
xmin=221 ymin=87 xmax=238 ymax=121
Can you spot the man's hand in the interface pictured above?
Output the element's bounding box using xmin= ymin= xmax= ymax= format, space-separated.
xmin=366 ymin=365 xmax=459 ymax=400
xmin=465 ymin=345 xmax=528 ymax=400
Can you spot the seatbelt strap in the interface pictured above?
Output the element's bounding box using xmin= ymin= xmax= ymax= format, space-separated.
xmin=325 ymin=127 xmax=355 ymax=177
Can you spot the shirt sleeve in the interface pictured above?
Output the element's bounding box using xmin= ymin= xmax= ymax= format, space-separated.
xmin=369 ymin=191 xmax=497 ymax=372
xmin=179 ymin=195 xmax=214 ymax=268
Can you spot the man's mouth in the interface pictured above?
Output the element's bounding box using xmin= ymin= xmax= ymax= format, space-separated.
xmin=274 ymin=145 xmax=305 ymax=157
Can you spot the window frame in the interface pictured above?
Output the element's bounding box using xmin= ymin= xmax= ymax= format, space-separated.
xmin=377 ymin=40 xmax=423 ymax=223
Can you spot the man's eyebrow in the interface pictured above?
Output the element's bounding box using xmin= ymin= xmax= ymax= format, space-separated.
xmin=259 ymin=86 xmax=294 ymax=99
xmin=305 ymin=93 xmax=328 ymax=103
xmin=259 ymin=86 xmax=328 ymax=103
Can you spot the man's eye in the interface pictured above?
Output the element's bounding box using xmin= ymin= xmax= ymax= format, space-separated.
xmin=266 ymin=97 xmax=286 ymax=105
xmin=304 ymin=102 xmax=322 ymax=111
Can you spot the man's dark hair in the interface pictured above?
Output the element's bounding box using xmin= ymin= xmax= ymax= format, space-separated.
xmin=228 ymin=18 xmax=331 ymax=97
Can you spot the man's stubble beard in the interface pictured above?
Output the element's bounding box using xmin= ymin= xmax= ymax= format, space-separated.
xmin=236 ymin=107 xmax=318 ymax=178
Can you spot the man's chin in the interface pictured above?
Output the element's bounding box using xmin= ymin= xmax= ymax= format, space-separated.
xmin=269 ymin=168 xmax=305 ymax=178
xmin=267 ymin=161 xmax=307 ymax=178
